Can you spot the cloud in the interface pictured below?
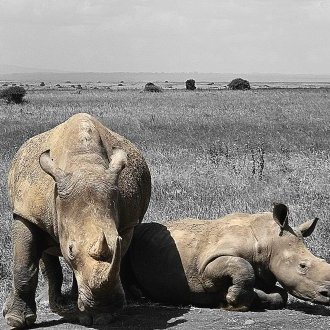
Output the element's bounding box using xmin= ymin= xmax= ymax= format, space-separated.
xmin=0 ymin=0 xmax=329 ymax=73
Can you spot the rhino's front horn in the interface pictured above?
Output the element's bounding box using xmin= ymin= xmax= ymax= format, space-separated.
xmin=89 ymin=232 xmax=111 ymax=261
xmin=88 ymin=236 xmax=122 ymax=290
xmin=107 ymin=236 xmax=122 ymax=284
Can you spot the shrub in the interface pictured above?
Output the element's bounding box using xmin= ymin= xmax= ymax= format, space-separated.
xmin=144 ymin=82 xmax=162 ymax=92
xmin=0 ymin=86 xmax=26 ymax=104
xmin=228 ymin=78 xmax=251 ymax=90
xmin=186 ymin=79 xmax=196 ymax=90
xmin=40 ymin=82 xmax=45 ymax=87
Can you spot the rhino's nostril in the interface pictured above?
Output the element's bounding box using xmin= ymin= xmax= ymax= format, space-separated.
xmin=319 ymin=289 xmax=329 ymax=297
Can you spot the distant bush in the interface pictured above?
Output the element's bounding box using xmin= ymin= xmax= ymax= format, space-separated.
xmin=65 ymin=80 xmax=71 ymax=83
xmin=144 ymin=82 xmax=162 ymax=92
xmin=0 ymin=86 xmax=26 ymax=104
xmin=186 ymin=79 xmax=196 ymax=90
xmin=40 ymin=82 xmax=45 ymax=87
xmin=228 ymin=78 xmax=251 ymax=90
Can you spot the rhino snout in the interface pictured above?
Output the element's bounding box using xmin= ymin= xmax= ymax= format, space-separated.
xmin=317 ymin=286 xmax=330 ymax=302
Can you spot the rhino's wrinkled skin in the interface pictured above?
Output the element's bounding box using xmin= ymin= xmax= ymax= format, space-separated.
xmin=126 ymin=204 xmax=330 ymax=311
xmin=3 ymin=113 xmax=151 ymax=328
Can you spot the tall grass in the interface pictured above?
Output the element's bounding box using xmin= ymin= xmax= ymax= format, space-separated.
xmin=1 ymin=88 xmax=330 ymax=307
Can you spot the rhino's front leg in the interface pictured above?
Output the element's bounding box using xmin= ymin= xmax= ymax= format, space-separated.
xmin=40 ymin=253 xmax=79 ymax=315
xmin=202 ymin=256 xmax=256 ymax=311
xmin=3 ymin=216 xmax=42 ymax=328
xmin=252 ymin=285 xmax=288 ymax=310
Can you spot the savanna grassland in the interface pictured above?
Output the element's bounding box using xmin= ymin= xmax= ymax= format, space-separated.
xmin=0 ymin=87 xmax=330 ymax=328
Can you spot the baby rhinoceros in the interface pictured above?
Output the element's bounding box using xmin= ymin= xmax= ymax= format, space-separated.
xmin=3 ymin=113 xmax=151 ymax=328
xmin=126 ymin=204 xmax=330 ymax=311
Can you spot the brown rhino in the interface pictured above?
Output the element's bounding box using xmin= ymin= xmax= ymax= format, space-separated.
xmin=125 ymin=204 xmax=330 ymax=310
xmin=3 ymin=113 xmax=151 ymax=328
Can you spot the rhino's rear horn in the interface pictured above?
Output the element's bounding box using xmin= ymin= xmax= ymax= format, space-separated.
xmin=89 ymin=232 xmax=111 ymax=261
xmin=273 ymin=203 xmax=289 ymax=229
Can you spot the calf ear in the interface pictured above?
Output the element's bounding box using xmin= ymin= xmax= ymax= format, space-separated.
xmin=273 ymin=203 xmax=289 ymax=228
xmin=39 ymin=150 xmax=65 ymax=182
xmin=299 ymin=218 xmax=319 ymax=237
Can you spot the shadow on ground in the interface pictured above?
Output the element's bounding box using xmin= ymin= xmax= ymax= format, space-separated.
xmin=25 ymin=304 xmax=189 ymax=330
xmin=287 ymin=300 xmax=330 ymax=316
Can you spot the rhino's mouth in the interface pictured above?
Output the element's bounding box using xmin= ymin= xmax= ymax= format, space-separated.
xmin=78 ymin=289 xmax=126 ymax=314
xmin=290 ymin=289 xmax=330 ymax=305
xmin=314 ymin=288 xmax=330 ymax=304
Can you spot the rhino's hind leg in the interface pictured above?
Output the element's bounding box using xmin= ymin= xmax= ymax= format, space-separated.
xmin=3 ymin=216 xmax=42 ymax=328
xmin=202 ymin=256 xmax=256 ymax=311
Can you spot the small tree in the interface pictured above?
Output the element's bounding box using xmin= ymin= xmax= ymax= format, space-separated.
xmin=144 ymin=82 xmax=162 ymax=92
xmin=0 ymin=86 xmax=26 ymax=104
xmin=228 ymin=78 xmax=250 ymax=90
xmin=186 ymin=79 xmax=196 ymax=90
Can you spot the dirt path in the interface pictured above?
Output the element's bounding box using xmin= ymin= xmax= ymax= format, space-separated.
xmin=1 ymin=301 xmax=329 ymax=330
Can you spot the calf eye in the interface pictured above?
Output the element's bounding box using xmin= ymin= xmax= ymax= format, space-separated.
xmin=298 ymin=261 xmax=309 ymax=274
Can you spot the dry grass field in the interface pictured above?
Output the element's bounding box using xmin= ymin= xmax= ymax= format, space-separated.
xmin=0 ymin=87 xmax=330 ymax=328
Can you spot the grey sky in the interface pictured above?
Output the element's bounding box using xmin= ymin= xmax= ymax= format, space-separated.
xmin=0 ymin=0 xmax=329 ymax=73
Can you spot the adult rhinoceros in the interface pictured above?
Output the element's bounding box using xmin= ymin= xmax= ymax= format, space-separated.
xmin=3 ymin=113 xmax=151 ymax=328
xmin=126 ymin=204 xmax=330 ymax=310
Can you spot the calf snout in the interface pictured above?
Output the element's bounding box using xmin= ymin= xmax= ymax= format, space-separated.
xmin=318 ymin=286 xmax=330 ymax=298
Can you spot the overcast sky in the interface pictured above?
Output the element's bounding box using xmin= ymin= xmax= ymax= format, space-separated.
xmin=0 ymin=0 xmax=329 ymax=73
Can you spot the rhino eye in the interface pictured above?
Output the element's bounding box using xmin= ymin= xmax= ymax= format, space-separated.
xmin=68 ymin=244 xmax=75 ymax=260
xmin=299 ymin=262 xmax=309 ymax=274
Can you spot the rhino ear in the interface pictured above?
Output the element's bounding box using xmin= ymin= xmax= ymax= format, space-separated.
xmin=108 ymin=148 xmax=127 ymax=176
xmin=39 ymin=150 xmax=65 ymax=182
xmin=299 ymin=218 xmax=319 ymax=237
xmin=273 ymin=203 xmax=289 ymax=229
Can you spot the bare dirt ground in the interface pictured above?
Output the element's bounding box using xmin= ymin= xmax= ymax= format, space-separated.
xmin=1 ymin=301 xmax=329 ymax=329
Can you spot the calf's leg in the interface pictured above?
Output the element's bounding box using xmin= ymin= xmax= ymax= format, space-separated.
xmin=202 ymin=256 xmax=256 ymax=311
xmin=252 ymin=286 xmax=288 ymax=310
